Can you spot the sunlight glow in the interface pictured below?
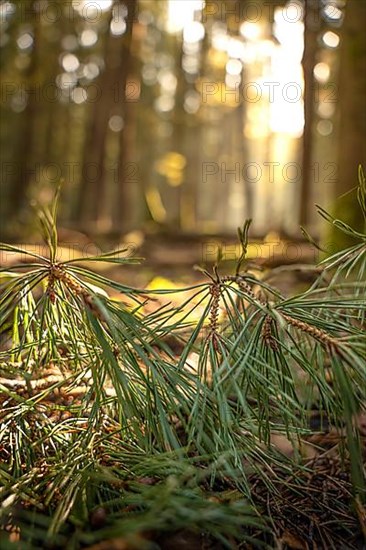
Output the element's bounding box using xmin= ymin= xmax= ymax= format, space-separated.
xmin=227 ymin=38 xmax=245 ymax=59
xmin=212 ymin=33 xmax=229 ymax=52
xmin=110 ymin=18 xmax=127 ymax=36
xmin=205 ymin=2 xmax=305 ymax=137
xmin=167 ymin=0 xmax=205 ymax=33
xmin=83 ymin=62 xmax=99 ymax=79
xmin=17 ymin=33 xmax=33 ymax=50
xmin=184 ymin=91 xmax=201 ymax=114
xmin=61 ymin=53 xmax=80 ymax=72
xmin=182 ymin=55 xmax=199 ymax=74
xmin=71 ymin=87 xmax=87 ymax=104
xmin=183 ymin=21 xmax=205 ymax=44
xmin=318 ymin=102 xmax=335 ymax=118
xmin=323 ymin=31 xmax=340 ymax=48
xmin=226 ymin=59 xmax=242 ymax=76
xmin=109 ymin=115 xmax=124 ymax=132
xmin=158 ymin=70 xmax=177 ymax=93
xmin=211 ymin=22 xmax=229 ymax=52
xmin=155 ymin=151 xmax=186 ymax=187
xmin=323 ymin=3 xmax=343 ymax=21
xmin=154 ymin=96 xmax=175 ymax=113
xmin=142 ymin=64 xmax=157 ymax=85
xmin=225 ymin=74 xmax=241 ymax=89
xmin=57 ymin=72 xmax=78 ymax=89
xmin=80 ymin=29 xmax=98 ymax=47
xmin=240 ymin=22 xmax=261 ymax=41
xmin=314 ymin=62 xmax=330 ymax=83
xmin=269 ymin=6 xmax=304 ymax=136
xmin=274 ymin=5 xmax=304 ymax=57
xmin=317 ymin=119 xmax=333 ymax=136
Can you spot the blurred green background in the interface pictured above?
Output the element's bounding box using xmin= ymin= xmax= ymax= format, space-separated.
xmin=0 ymin=0 xmax=365 ymax=245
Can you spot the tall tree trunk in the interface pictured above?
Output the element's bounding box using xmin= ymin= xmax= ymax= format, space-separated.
xmin=8 ymin=1 xmax=40 ymax=225
xmin=75 ymin=1 xmax=137 ymax=232
xmin=332 ymin=0 xmax=366 ymax=244
xmin=75 ymin=28 xmax=118 ymax=227
xmin=300 ymin=0 xmax=320 ymax=226
xmin=113 ymin=0 xmax=137 ymax=232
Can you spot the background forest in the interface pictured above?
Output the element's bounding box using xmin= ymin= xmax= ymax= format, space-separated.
xmin=0 ymin=0 xmax=365 ymax=246
xmin=1 ymin=2 xmax=366 ymax=549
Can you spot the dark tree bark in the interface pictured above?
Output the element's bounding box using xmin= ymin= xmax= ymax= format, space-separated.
xmin=114 ymin=0 xmax=138 ymax=231
xmin=300 ymin=0 xmax=320 ymax=226
xmin=332 ymin=0 xmax=366 ymax=242
xmin=75 ymin=26 xmax=121 ymax=227
xmin=75 ymin=0 xmax=137 ymax=232
xmin=7 ymin=1 xmax=40 ymax=225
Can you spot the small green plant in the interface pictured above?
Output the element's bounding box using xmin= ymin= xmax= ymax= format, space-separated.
xmin=0 ymin=171 xmax=365 ymax=548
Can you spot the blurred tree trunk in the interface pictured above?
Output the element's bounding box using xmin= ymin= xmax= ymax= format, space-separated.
xmin=75 ymin=24 xmax=119 ymax=228
xmin=113 ymin=0 xmax=138 ymax=232
xmin=300 ymin=0 xmax=320 ymax=227
xmin=170 ymin=38 xmax=186 ymax=228
xmin=7 ymin=1 xmax=40 ymax=226
xmin=332 ymin=0 xmax=366 ymax=244
xmin=75 ymin=0 xmax=137 ymax=232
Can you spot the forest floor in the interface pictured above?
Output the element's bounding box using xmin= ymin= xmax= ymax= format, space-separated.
xmin=1 ymin=233 xmax=365 ymax=549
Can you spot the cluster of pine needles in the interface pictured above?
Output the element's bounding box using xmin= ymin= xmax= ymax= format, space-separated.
xmin=0 ymin=169 xmax=365 ymax=549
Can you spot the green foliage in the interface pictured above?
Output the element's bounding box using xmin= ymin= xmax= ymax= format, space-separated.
xmin=0 ymin=184 xmax=365 ymax=547
xmin=327 ymin=165 xmax=366 ymax=251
